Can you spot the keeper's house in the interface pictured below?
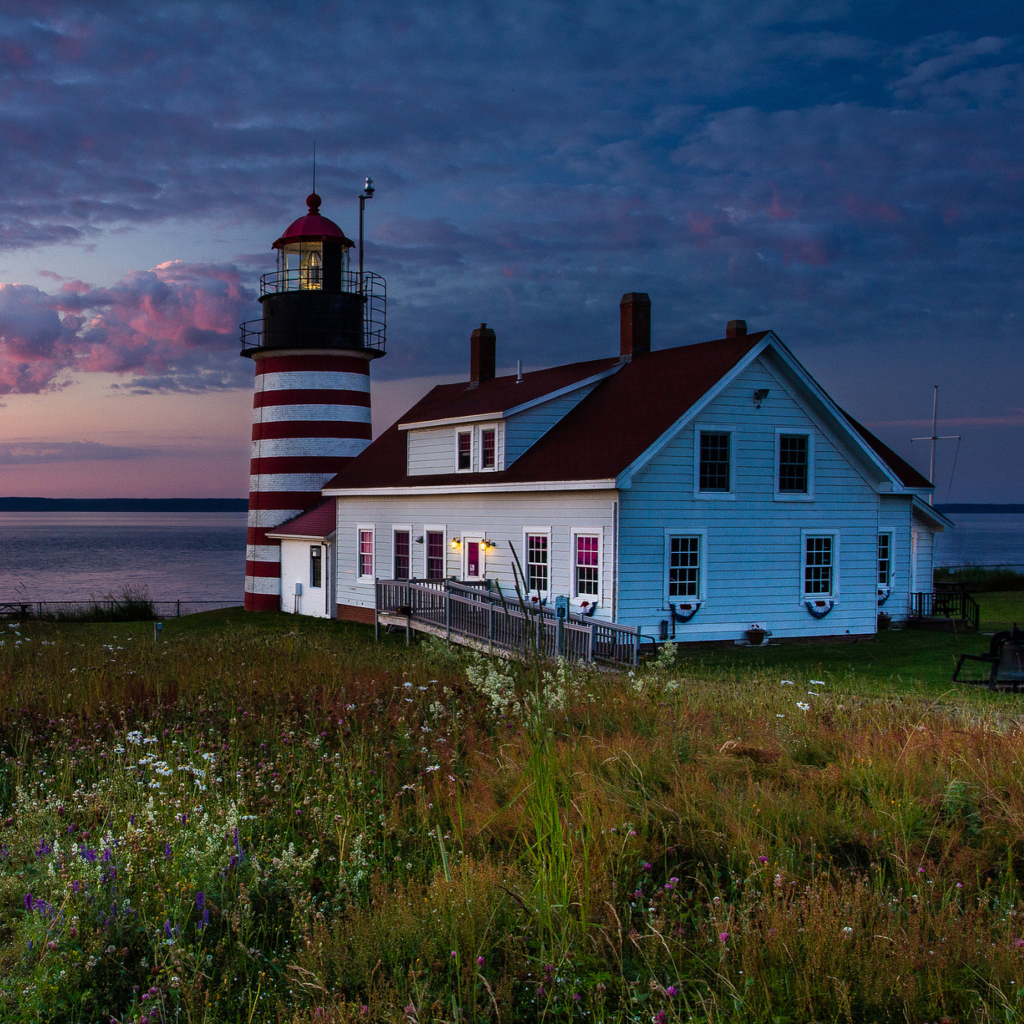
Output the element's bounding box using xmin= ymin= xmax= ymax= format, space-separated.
xmin=276 ymin=293 xmax=949 ymax=642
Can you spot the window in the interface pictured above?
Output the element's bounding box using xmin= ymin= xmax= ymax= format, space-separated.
xmin=698 ymin=431 xmax=731 ymax=492
xmin=775 ymin=429 xmax=814 ymax=500
xmin=803 ymin=535 xmax=834 ymax=597
xmin=393 ymin=530 xmax=410 ymax=580
xmin=310 ymin=545 xmax=322 ymax=589
xmin=481 ymin=428 xmax=496 ymax=470
xmin=668 ymin=536 xmax=700 ymax=599
xmin=457 ymin=431 xmax=472 ymax=471
xmin=574 ymin=533 xmax=600 ymax=598
xmin=878 ymin=532 xmax=892 ymax=587
xmin=779 ymin=434 xmax=808 ymax=493
xmin=525 ymin=532 xmax=549 ymax=595
xmin=358 ymin=528 xmax=374 ymax=579
xmin=426 ymin=530 xmax=445 ymax=580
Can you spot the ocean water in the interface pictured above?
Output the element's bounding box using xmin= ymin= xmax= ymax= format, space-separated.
xmin=0 ymin=510 xmax=1020 ymax=606
xmin=0 ymin=512 xmax=248 ymax=603
xmin=934 ymin=513 xmax=1024 ymax=570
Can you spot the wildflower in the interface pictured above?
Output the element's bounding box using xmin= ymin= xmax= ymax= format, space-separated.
xmin=718 ymin=932 xmax=730 ymax=943
xmin=796 ymin=702 xmax=810 ymax=711
xmin=642 ymin=862 xmax=652 ymax=871
xmin=809 ymin=680 xmax=826 ymax=687
xmin=666 ymin=985 xmax=677 ymax=997
xmin=758 ymin=855 xmax=769 ymax=864
xmin=842 ymin=926 xmax=853 ymax=935
xmin=780 ymin=679 xmax=794 ymax=686
xmin=477 ymin=956 xmax=485 ymax=965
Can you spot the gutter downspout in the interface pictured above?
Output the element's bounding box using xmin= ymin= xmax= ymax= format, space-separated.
xmin=612 ymin=497 xmax=619 ymax=623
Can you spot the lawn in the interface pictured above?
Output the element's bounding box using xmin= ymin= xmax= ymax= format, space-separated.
xmin=2 ymin=608 xmax=1024 ymax=1023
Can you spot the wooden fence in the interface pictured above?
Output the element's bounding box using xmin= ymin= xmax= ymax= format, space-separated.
xmin=375 ymin=579 xmax=640 ymax=667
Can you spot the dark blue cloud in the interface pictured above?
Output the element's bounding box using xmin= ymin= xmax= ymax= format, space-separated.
xmin=0 ymin=0 xmax=1020 ymax=497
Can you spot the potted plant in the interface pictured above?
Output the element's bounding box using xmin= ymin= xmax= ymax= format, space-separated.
xmin=877 ymin=612 xmax=892 ymax=631
xmin=745 ymin=625 xmax=767 ymax=646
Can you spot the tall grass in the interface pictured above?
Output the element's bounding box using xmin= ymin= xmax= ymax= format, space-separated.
xmin=3 ymin=612 xmax=1024 ymax=1022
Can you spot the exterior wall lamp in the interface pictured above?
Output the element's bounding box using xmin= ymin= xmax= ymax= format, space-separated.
xmin=753 ymin=389 xmax=770 ymax=408
xmin=450 ymin=537 xmax=462 ymax=551
xmin=481 ymin=539 xmax=497 ymax=551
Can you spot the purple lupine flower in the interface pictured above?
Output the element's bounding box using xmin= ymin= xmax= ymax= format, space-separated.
xmin=164 ymin=842 xmax=173 ymax=860
xmin=196 ymin=892 xmax=204 ymax=910
xmin=164 ymin=920 xmax=173 ymax=938
xmin=81 ymin=848 xmax=97 ymax=863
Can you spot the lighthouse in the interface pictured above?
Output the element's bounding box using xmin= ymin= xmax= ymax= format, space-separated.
xmin=241 ymin=188 xmax=385 ymax=611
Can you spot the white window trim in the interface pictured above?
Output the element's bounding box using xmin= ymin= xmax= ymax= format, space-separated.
xmin=479 ymin=422 xmax=503 ymax=472
xmin=693 ymin=425 xmax=737 ymax=500
xmin=877 ymin=529 xmax=895 ymax=589
xmin=455 ymin=428 xmax=474 ymax=473
xmin=522 ymin=527 xmax=552 ymax=599
xmin=356 ymin=524 xmax=375 ymax=582
xmin=571 ymin=527 xmax=603 ymax=607
xmin=774 ymin=428 xmax=815 ymax=501
xmin=423 ymin=524 xmax=447 ymax=580
xmin=461 ymin=533 xmax=486 ymax=582
xmin=800 ymin=529 xmax=840 ymax=603
xmin=664 ymin=528 xmax=707 ymax=609
xmin=309 ymin=544 xmax=323 ymax=590
xmin=391 ymin=524 xmax=412 ymax=580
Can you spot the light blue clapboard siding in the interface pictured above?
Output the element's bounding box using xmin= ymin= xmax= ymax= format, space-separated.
xmin=503 ymin=383 xmax=604 ymax=465
xmin=616 ymin=354 xmax=883 ymax=640
xmin=913 ymin=518 xmax=935 ymax=594
xmin=879 ymin=494 xmax=913 ymax=620
xmin=335 ymin=491 xmax=618 ymax=615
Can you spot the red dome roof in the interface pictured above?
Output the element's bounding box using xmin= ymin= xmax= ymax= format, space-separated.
xmin=273 ymin=193 xmax=356 ymax=249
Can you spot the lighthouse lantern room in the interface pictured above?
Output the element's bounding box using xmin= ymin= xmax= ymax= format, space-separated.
xmin=241 ymin=190 xmax=386 ymax=612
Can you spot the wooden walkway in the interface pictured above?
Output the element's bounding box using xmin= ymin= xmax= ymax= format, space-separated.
xmin=375 ymin=579 xmax=641 ymax=667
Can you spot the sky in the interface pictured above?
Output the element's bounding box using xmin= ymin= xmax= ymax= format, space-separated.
xmin=0 ymin=0 xmax=1021 ymax=501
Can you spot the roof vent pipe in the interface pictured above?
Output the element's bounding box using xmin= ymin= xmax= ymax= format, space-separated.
xmin=620 ymin=292 xmax=651 ymax=362
xmin=470 ymin=323 xmax=496 ymax=387
xmin=726 ymin=319 xmax=747 ymax=338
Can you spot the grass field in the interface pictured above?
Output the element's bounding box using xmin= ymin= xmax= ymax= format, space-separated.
xmin=2 ymin=599 xmax=1024 ymax=1023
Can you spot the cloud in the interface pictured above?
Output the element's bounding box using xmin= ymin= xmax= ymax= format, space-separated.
xmin=0 ymin=261 xmax=253 ymax=394
xmin=0 ymin=440 xmax=157 ymax=466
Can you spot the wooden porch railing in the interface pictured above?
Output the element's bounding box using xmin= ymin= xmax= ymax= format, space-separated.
xmin=375 ymin=579 xmax=640 ymax=667
xmin=909 ymin=590 xmax=980 ymax=632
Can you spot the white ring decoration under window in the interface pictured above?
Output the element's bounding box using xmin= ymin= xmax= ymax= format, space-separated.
xmin=877 ymin=586 xmax=891 ymax=606
xmin=805 ymin=598 xmax=834 ymax=618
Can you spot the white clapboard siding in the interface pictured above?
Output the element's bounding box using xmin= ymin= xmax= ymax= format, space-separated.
xmin=406 ymin=421 xmax=505 ymax=475
xmin=617 ymin=355 xmax=882 ymax=640
xmin=912 ymin=516 xmax=936 ymax=594
xmin=334 ymin=490 xmax=618 ymax=615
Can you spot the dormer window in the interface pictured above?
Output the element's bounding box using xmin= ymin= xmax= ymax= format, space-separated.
xmin=457 ymin=431 xmax=472 ymax=471
xmin=481 ymin=428 xmax=496 ymax=470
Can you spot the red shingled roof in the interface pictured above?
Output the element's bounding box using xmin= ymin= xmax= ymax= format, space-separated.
xmin=324 ymin=334 xmax=767 ymax=489
xmin=843 ymin=412 xmax=932 ymax=489
xmin=322 ymin=332 xmax=931 ymax=494
xmin=267 ymin=500 xmax=337 ymax=538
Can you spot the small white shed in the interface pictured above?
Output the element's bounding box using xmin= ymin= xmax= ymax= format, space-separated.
xmin=266 ymin=501 xmax=337 ymax=618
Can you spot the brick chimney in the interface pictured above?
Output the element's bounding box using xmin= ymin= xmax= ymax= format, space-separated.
xmin=620 ymin=292 xmax=651 ymax=362
xmin=726 ymin=319 xmax=747 ymax=338
xmin=470 ymin=323 xmax=496 ymax=386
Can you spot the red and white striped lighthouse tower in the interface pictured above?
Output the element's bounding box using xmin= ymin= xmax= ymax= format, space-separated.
xmin=241 ymin=190 xmax=386 ymax=611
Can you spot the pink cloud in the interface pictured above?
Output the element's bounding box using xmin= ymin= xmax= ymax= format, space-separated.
xmin=0 ymin=261 xmax=253 ymax=394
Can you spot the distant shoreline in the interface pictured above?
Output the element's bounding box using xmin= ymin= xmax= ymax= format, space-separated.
xmin=936 ymin=504 xmax=1024 ymax=515
xmin=0 ymin=497 xmax=249 ymax=512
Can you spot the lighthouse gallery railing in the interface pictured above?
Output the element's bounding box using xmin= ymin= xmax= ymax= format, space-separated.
xmin=375 ymin=578 xmax=640 ymax=667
